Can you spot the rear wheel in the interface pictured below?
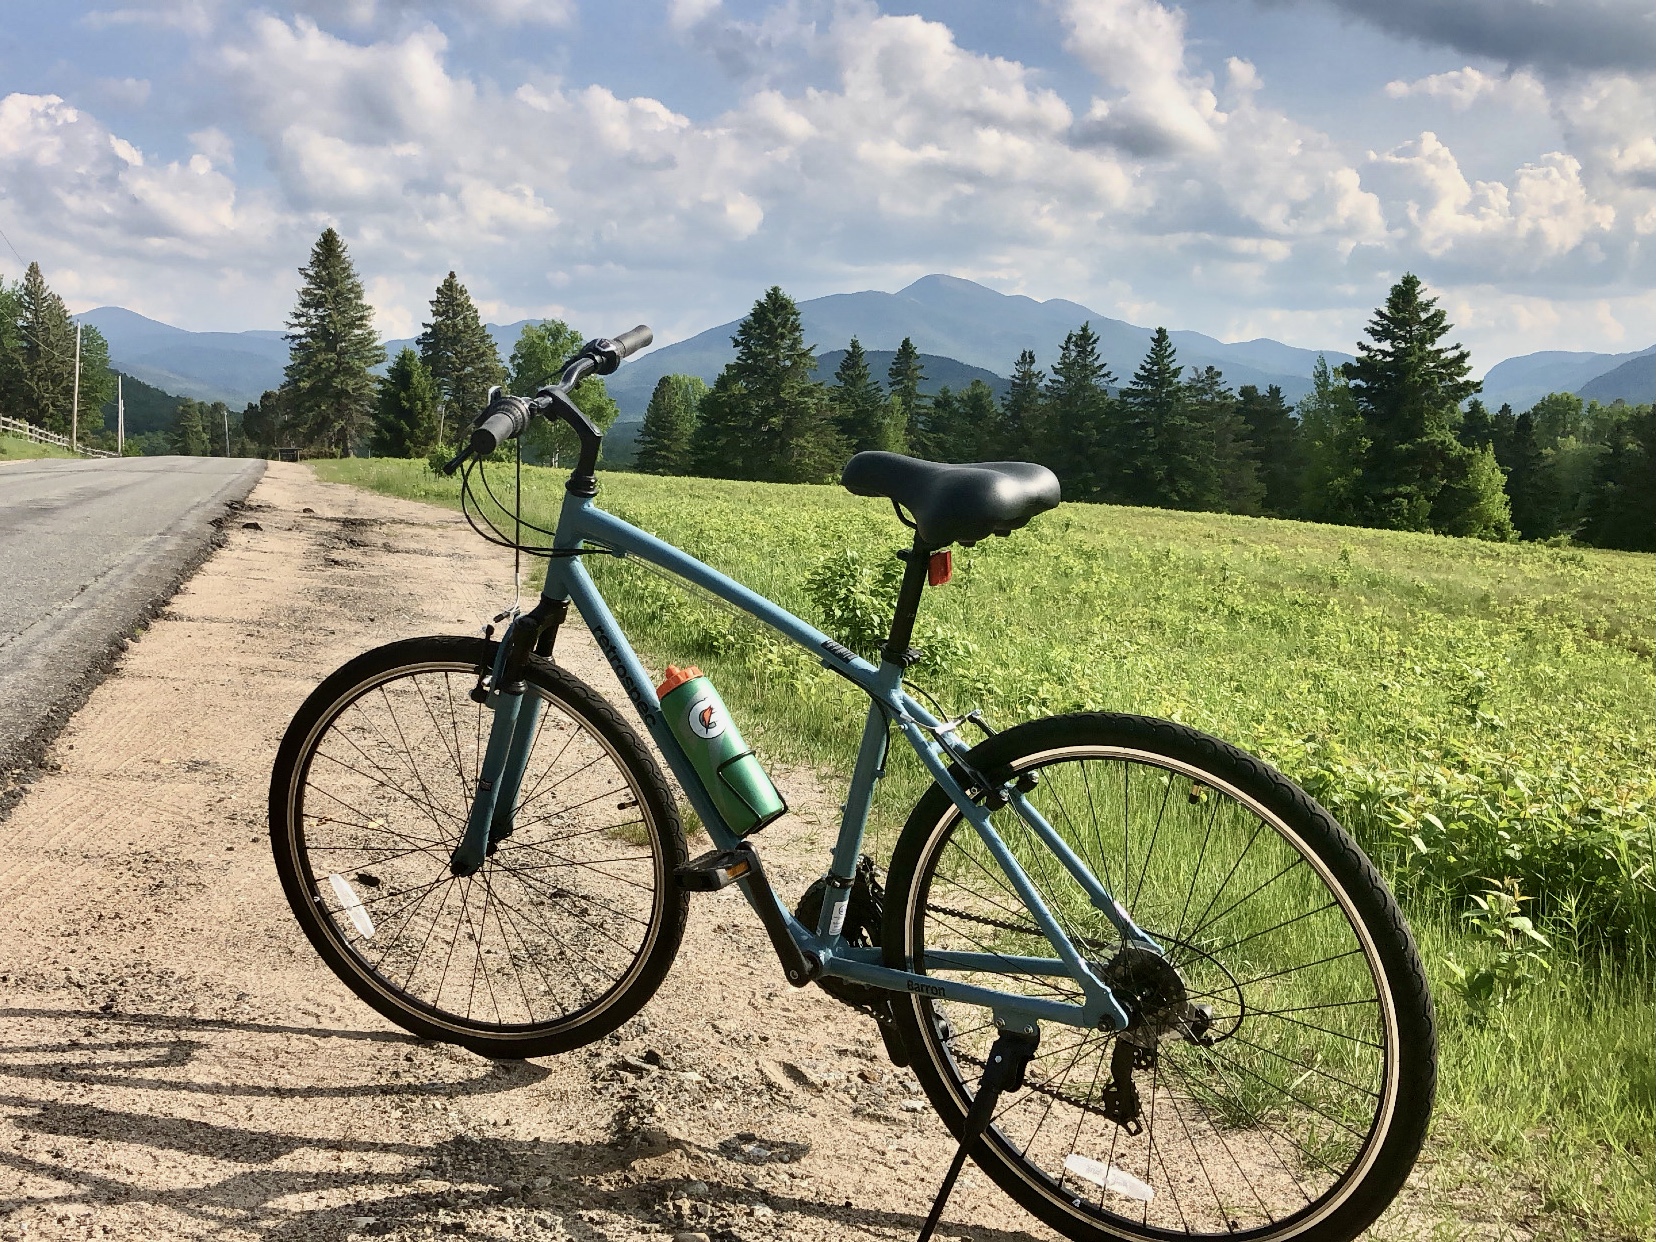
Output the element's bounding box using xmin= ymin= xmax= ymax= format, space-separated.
xmin=884 ymin=713 xmax=1435 ymax=1242
xmin=270 ymin=636 xmax=688 ymax=1057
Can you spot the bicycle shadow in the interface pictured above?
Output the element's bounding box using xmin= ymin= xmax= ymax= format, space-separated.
xmin=0 ymin=1005 xmax=1047 ymax=1241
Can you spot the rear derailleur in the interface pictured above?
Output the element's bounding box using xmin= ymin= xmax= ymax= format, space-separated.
xmin=1096 ymin=942 xmax=1216 ymax=1134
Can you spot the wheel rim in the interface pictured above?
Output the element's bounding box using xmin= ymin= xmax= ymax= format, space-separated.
xmin=284 ymin=659 xmax=667 ymax=1037
xmin=904 ymin=745 xmax=1399 ymax=1240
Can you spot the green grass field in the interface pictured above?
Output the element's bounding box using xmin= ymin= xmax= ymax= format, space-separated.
xmin=317 ymin=457 xmax=1654 ymax=1239
xmin=0 ymin=433 xmax=78 ymax=460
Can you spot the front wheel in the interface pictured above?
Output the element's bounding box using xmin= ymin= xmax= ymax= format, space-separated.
xmin=884 ymin=713 xmax=1435 ymax=1242
xmin=270 ymin=636 xmax=688 ymax=1058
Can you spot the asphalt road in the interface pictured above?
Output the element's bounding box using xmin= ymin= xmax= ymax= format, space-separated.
xmin=0 ymin=455 xmax=264 ymax=787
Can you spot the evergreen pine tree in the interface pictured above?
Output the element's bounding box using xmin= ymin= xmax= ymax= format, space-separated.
xmin=8 ymin=262 xmax=78 ymax=434
xmin=1458 ymin=397 xmax=1495 ymax=450
xmin=1490 ymin=402 xmax=1517 ymax=471
xmin=689 ymin=286 xmax=845 ymax=482
xmin=241 ymin=389 xmax=294 ymax=456
xmin=1119 ymin=328 xmax=1185 ymax=507
xmin=171 ymin=399 xmax=210 ymax=456
xmin=1505 ymin=409 xmax=1558 ymax=539
xmin=998 ymin=349 xmax=1045 ymax=460
xmin=1185 ymin=367 xmax=1258 ymax=514
xmin=1297 ymin=355 xmax=1365 ymax=523
xmin=506 ymin=319 xmax=619 ymax=465
xmin=0 ymin=279 xmax=19 ymax=416
xmin=1576 ymin=405 xmax=1655 ymax=551
xmin=1237 ymin=384 xmax=1300 ymax=516
xmin=1040 ymin=323 xmax=1114 ymax=500
xmin=887 ymin=337 xmax=926 ymax=445
xmin=371 ymin=348 xmax=440 ymax=458
xmin=957 ymin=379 xmax=999 ymax=463
xmin=634 ymin=374 xmax=706 ymax=475
xmin=830 ymin=338 xmax=893 ymax=455
xmin=203 ymin=401 xmax=231 ymax=456
xmin=1344 ymin=273 xmax=1480 ymax=532
xmin=282 ymin=229 xmax=385 ymax=456
xmin=910 ymin=385 xmax=957 ymax=462
xmin=418 ymin=271 xmax=507 ymax=445
xmin=910 ymin=379 xmax=1001 ymax=463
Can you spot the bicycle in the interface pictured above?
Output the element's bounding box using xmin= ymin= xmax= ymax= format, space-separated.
xmin=269 ymin=327 xmax=1436 ymax=1242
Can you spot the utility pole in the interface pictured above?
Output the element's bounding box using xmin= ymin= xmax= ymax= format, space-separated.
xmin=117 ymin=374 xmax=125 ymax=455
xmin=223 ymin=405 xmax=231 ymax=457
xmin=70 ymin=320 xmax=82 ymax=451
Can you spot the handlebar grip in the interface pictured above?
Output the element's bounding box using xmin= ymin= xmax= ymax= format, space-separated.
xmin=612 ymin=324 xmax=653 ymax=359
xmin=583 ymin=326 xmax=654 ymax=376
xmin=468 ymin=393 xmax=533 ymax=456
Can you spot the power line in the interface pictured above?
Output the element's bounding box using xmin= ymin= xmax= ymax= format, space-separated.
xmin=0 ymin=217 xmax=24 ymax=268
xmin=0 ymin=211 xmax=85 ymax=368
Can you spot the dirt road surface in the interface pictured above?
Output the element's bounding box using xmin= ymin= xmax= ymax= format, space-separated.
xmin=0 ymin=463 xmax=1058 ymax=1242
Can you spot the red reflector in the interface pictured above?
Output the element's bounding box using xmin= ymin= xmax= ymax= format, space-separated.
xmin=927 ymin=549 xmax=953 ymax=586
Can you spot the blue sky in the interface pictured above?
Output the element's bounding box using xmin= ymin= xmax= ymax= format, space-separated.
xmin=1 ymin=1 xmax=1652 ymax=372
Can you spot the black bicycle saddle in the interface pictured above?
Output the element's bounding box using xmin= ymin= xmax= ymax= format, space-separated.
xmin=840 ymin=451 xmax=1062 ymax=547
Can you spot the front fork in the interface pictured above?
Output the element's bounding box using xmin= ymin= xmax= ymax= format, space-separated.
xmin=449 ymin=599 xmax=566 ymax=877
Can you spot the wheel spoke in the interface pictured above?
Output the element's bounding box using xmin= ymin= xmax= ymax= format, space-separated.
xmin=897 ymin=734 xmax=1418 ymax=1240
xmin=276 ymin=654 xmax=674 ymax=1048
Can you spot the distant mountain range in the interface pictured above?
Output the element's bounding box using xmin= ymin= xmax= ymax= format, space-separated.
xmin=602 ymin=275 xmax=1355 ymax=418
xmin=80 ymin=275 xmax=1653 ymax=420
xmin=81 ymin=306 xmax=288 ymax=408
xmin=1479 ymin=345 xmax=1655 ymax=412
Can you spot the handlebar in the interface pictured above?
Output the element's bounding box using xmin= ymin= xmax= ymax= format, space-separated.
xmin=441 ymin=325 xmax=652 ymax=478
xmin=467 ymin=393 xmax=533 ymax=458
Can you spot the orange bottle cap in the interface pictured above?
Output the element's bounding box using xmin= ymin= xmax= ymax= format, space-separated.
xmin=656 ymin=664 xmax=703 ymax=698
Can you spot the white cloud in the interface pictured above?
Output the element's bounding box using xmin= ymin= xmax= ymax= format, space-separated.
xmin=1371 ymin=131 xmax=1616 ymax=262
xmin=668 ymin=0 xmax=723 ymax=30
xmin=1384 ymin=67 xmax=1548 ymax=111
xmin=1063 ymin=0 xmax=1222 ymax=155
xmin=9 ymin=1 xmax=1653 ymax=360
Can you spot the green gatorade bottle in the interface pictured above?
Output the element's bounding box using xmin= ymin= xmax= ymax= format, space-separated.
xmin=656 ymin=665 xmax=786 ymax=834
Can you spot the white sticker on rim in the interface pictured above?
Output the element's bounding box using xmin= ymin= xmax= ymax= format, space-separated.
xmin=328 ymin=873 xmax=376 ymax=940
xmin=1064 ymin=1152 xmax=1154 ymax=1202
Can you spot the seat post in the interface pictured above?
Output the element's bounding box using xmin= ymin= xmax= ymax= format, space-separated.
xmin=881 ymin=535 xmax=935 ymax=667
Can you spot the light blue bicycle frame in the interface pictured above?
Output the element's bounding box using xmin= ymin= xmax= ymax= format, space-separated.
xmin=467 ymin=485 xmax=1162 ymax=1034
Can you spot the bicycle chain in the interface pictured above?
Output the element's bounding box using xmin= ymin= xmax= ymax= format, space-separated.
xmin=924 ymin=902 xmax=1116 ymax=955
xmin=813 ymin=895 xmax=1143 ymax=1131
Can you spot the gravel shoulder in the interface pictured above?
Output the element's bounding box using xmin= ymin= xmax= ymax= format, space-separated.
xmin=0 ymin=463 xmax=1056 ymax=1242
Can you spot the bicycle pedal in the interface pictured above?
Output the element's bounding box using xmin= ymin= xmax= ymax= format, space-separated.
xmin=673 ymin=847 xmax=755 ymax=892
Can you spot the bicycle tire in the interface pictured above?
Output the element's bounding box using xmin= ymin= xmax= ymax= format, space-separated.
xmin=884 ymin=712 xmax=1435 ymax=1242
xmin=270 ymin=635 xmax=688 ymax=1058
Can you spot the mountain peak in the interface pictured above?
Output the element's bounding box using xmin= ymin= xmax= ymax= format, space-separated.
xmin=898 ymin=273 xmax=1001 ymax=301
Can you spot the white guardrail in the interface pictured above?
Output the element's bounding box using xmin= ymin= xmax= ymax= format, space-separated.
xmin=0 ymin=414 xmax=119 ymax=458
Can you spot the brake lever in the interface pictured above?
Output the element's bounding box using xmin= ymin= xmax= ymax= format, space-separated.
xmin=441 ymin=446 xmax=471 ymax=476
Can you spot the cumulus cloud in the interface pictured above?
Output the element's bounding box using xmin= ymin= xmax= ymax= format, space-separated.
xmin=1384 ymin=67 xmax=1548 ymax=111
xmin=0 ymin=94 xmax=278 ymax=255
xmin=1277 ymin=0 xmax=1656 ymax=75
xmin=1370 ymin=132 xmax=1616 ymax=267
xmin=10 ymin=0 xmax=1654 ymax=358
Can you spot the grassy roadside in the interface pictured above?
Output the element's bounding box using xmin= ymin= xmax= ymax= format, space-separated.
xmin=316 ymin=457 xmax=1654 ymax=1239
xmin=0 ymin=433 xmax=78 ymax=460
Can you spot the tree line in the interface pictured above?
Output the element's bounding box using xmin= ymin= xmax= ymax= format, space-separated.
xmin=634 ymin=278 xmax=1652 ymax=552
xmin=241 ymin=229 xmax=620 ymax=465
xmin=2 ymin=231 xmax=621 ymax=464
xmin=5 ymin=235 xmax=1646 ymax=553
xmin=0 ymin=263 xmax=244 ymax=457
xmin=0 ymin=262 xmax=115 ymax=443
